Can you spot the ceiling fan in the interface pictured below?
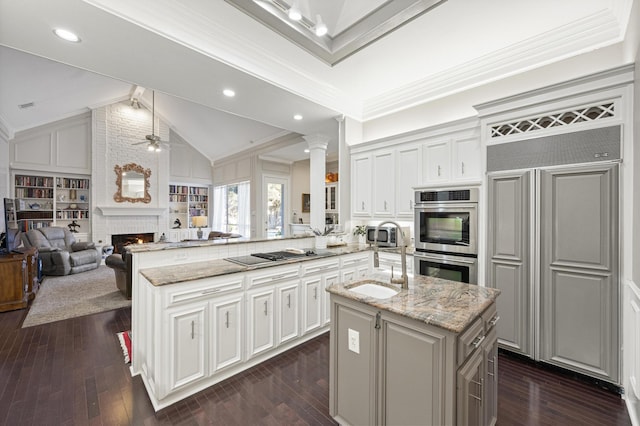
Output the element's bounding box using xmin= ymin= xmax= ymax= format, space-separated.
xmin=134 ymin=90 xmax=167 ymax=152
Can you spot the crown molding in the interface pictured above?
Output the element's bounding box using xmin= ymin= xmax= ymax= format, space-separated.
xmin=0 ymin=113 xmax=13 ymax=141
xmin=361 ymin=9 xmax=623 ymax=121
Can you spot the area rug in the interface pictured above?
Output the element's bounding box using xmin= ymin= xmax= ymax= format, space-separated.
xmin=22 ymin=265 xmax=131 ymax=328
xmin=117 ymin=330 xmax=132 ymax=363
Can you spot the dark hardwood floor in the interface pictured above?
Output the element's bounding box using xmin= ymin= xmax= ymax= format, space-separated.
xmin=0 ymin=306 xmax=631 ymax=425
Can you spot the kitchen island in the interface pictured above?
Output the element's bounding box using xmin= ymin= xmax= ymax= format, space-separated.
xmin=327 ymin=273 xmax=500 ymax=426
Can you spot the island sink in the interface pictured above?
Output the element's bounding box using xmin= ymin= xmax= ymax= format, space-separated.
xmin=348 ymin=281 xmax=399 ymax=299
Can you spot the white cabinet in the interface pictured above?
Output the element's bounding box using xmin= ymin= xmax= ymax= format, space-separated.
xmin=301 ymin=276 xmax=323 ymax=334
xmin=246 ymin=287 xmax=276 ymax=359
xmin=325 ymin=183 xmax=338 ymax=212
xmin=453 ymin=138 xmax=481 ymax=181
xmin=423 ymin=138 xmax=481 ymax=185
xmin=373 ymin=150 xmax=395 ymax=216
xmin=340 ymin=252 xmax=371 ymax=283
xmin=395 ymin=145 xmax=421 ymax=217
xmin=210 ymin=295 xmax=243 ymax=373
xmin=424 ymin=140 xmax=451 ymax=183
xmin=166 ymin=303 xmax=207 ymax=397
xmin=277 ymin=282 xmax=299 ymax=344
xmin=301 ymin=257 xmax=341 ymax=329
xmin=351 ymin=153 xmax=372 ymax=217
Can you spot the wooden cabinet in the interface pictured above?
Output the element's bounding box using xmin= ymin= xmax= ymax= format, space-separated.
xmin=0 ymin=248 xmax=38 ymax=312
xmin=423 ymin=138 xmax=481 ymax=185
xmin=330 ymin=293 xmax=498 ymax=426
xmin=351 ymin=153 xmax=372 ymax=217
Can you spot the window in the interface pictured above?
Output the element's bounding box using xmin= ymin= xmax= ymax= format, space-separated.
xmin=213 ymin=181 xmax=250 ymax=237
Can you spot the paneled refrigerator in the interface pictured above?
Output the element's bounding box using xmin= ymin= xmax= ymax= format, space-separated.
xmin=487 ymin=162 xmax=619 ymax=385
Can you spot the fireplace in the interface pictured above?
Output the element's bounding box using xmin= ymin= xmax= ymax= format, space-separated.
xmin=111 ymin=233 xmax=155 ymax=254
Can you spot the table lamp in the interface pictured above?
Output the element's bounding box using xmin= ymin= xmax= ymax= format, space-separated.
xmin=192 ymin=216 xmax=208 ymax=239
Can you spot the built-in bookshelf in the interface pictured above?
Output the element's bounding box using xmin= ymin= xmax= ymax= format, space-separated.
xmin=13 ymin=172 xmax=91 ymax=234
xmin=169 ymin=184 xmax=209 ymax=229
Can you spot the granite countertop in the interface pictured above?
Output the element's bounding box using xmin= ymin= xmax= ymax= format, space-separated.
xmin=139 ymin=245 xmax=369 ymax=286
xmin=326 ymin=272 xmax=500 ymax=334
xmin=126 ymin=234 xmax=314 ymax=253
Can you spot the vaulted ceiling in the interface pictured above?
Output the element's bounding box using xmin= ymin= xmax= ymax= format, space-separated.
xmin=0 ymin=0 xmax=636 ymax=162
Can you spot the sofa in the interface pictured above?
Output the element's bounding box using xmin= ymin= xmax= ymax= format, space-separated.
xmin=21 ymin=227 xmax=101 ymax=276
xmin=105 ymin=249 xmax=132 ymax=299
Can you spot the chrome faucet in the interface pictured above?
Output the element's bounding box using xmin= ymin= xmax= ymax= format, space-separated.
xmin=373 ymin=220 xmax=409 ymax=289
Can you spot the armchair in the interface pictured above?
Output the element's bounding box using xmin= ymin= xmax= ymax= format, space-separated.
xmin=21 ymin=227 xmax=100 ymax=276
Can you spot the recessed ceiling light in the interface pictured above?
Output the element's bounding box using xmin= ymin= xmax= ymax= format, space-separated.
xmin=294 ymin=114 xmax=303 ymax=120
xmin=304 ymin=149 xmax=310 ymax=153
xmin=223 ymin=89 xmax=236 ymax=97
xmin=53 ymin=28 xmax=81 ymax=43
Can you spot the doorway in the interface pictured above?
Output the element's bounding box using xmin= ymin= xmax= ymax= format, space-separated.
xmin=263 ymin=176 xmax=289 ymax=239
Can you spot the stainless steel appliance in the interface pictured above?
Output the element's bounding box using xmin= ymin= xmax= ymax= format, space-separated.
xmin=414 ymin=187 xmax=479 ymax=284
xmin=414 ymin=188 xmax=478 ymax=255
xmin=365 ymin=225 xmax=409 ymax=247
xmin=414 ymin=251 xmax=477 ymax=284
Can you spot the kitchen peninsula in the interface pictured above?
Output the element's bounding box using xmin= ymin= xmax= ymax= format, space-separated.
xmin=127 ymin=236 xmax=372 ymax=411
xmin=327 ymin=274 xmax=500 ymax=426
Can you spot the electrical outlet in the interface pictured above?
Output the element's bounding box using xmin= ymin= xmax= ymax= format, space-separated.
xmin=348 ymin=328 xmax=360 ymax=354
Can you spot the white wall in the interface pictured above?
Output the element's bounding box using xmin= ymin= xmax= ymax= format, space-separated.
xmin=361 ymin=44 xmax=630 ymax=143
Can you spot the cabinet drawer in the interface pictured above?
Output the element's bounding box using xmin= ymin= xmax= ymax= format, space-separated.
xmin=482 ymin=302 xmax=499 ymax=332
xmin=247 ymin=266 xmax=300 ymax=288
xmin=457 ymin=318 xmax=484 ymax=366
xmin=165 ymin=276 xmax=244 ymax=307
xmin=301 ymin=258 xmax=339 ymax=276
xmin=340 ymin=253 xmax=370 ymax=268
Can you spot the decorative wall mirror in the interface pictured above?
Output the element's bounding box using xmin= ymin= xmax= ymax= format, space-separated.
xmin=114 ymin=163 xmax=152 ymax=203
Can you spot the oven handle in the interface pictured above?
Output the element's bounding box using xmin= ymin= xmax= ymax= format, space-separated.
xmin=414 ymin=252 xmax=477 ymax=265
xmin=414 ymin=203 xmax=478 ymax=210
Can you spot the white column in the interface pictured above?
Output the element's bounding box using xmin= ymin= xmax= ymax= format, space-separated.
xmin=304 ymin=134 xmax=330 ymax=234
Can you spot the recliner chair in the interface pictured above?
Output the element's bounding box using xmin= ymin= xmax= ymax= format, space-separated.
xmin=21 ymin=227 xmax=101 ymax=276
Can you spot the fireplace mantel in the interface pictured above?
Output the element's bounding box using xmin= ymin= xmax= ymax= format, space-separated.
xmin=97 ymin=206 xmax=166 ymax=216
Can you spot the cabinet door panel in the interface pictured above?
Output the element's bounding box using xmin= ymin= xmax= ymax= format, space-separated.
xmin=302 ymin=277 xmax=322 ymax=333
xmin=352 ymin=155 xmax=372 ymax=216
xmin=333 ymin=304 xmax=377 ymax=426
xmin=423 ymin=140 xmax=450 ymax=183
xmin=539 ymin=164 xmax=618 ymax=381
xmin=396 ymin=145 xmax=421 ymax=216
xmin=168 ymin=305 xmax=206 ymax=394
xmin=487 ymin=171 xmax=531 ymax=356
xmin=453 ymin=138 xmax=481 ymax=181
xmin=456 ymin=349 xmax=483 ymax=426
xmin=373 ymin=151 xmax=395 ymax=216
xmin=323 ymin=273 xmax=339 ymax=325
xmin=211 ymin=296 xmax=243 ymax=373
xmin=383 ymin=320 xmax=446 ymax=426
xmin=247 ymin=289 xmax=275 ymax=358
xmin=278 ymin=283 xmax=299 ymax=344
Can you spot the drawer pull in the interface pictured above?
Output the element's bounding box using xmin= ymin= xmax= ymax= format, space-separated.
xmin=471 ymin=334 xmax=485 ymax=349
xmin=270 ymin=274 xmax=286 ymax=280
xmin=225 ymin=311 xmax=230 ymax=328
xmin=201 ymin=288 xmax=221 ymax=295
xmin=191 ymin=321 xmax=195 ymax=339
xmin=314 ymin=287 xmax=318 ymax=300
xmin=264 ymin=301 xmax=268 ymax=316
xmin=488 ymin=315 xmax=500 ymax=327
xmin=287 ymin=294 xmax=291 ymax=308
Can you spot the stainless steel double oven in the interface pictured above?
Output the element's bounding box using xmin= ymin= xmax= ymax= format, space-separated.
xmin=414 ymin=188 xmax=478 ymax=284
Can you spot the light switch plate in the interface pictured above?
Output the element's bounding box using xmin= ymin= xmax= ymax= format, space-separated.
xmin=348 ymin=328 xmax=360 ymax=354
